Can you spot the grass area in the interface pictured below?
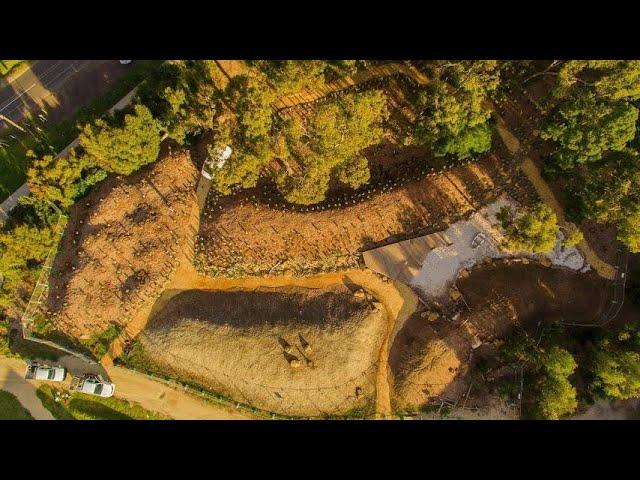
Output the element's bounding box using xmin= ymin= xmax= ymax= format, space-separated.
xmin=0 ymin=60 xmax=163 ymax=202
xmin=0 ymin=60 xmax=27 ymax=77
xmin=81 ymin=325 xmax=121 ymax=360
xmin=0 ymin=390 xmax=34 ymax=419
xmin=36 ymin=384 xmax=169 ymax=420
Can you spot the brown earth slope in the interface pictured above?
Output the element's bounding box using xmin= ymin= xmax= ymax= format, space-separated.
xmin=196 ymin=149 xmax=535 ymax=278
xmin=138 ymin=285 xmax=387 ymax=417
xmin=390 ymin=263 xmax=610 ymax=410
xmin=46 ymin=149 xmax=198 ymax=339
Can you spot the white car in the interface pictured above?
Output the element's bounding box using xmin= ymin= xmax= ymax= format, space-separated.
xmin=119 ymin=60 xmax=132 ymax=65
xmin=71 ymin=375 xmax=115 ymax=398
xmin=201 ymin=145 xmax=232 ymax=180
xmin=25 ymin=363 xmax=66 ymax=382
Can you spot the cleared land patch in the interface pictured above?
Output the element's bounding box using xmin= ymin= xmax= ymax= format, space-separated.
xmin=137 ymin=285 xmax=387 ymax=417
xmin=196 ymin=151 xmax=534 ymax=278
xmin=45 ymin=148 xmax=198 ymax=340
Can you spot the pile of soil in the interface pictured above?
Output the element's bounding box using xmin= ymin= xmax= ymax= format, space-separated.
xmin=46 ymin=149 xmax=198 ymax=339
xmin=139 ymin=285 xmax=387 ymax=417
xmin=390 ymin=263 xmax=610 ymax=410
xmin=196 ymin=150 xmax=533 ymax=278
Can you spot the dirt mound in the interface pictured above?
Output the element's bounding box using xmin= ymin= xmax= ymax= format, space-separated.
xmin=195 ymin=150 xmax=534 ymax=277
xmin=46 ymin=149 xmax=198 ymax=339
xmin=391 ymin=263 xmax=610 ymax=410
xmin=139 ymin=285 xmax=387 ymax=417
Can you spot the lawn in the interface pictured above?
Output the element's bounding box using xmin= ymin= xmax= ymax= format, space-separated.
xmin=0 ymin=60 xmax=163 ymax=202
xmin=36 ymin=384 xmax=169 ymax=420
xmin=0 ymin=390 xmax=34 ymax=419
xmin=0 ymin=60 xmax=27 ymax=77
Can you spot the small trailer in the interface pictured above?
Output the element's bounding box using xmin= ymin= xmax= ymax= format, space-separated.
xmin=25 ymin=362 xmax=66 ymax=382
xmin=70 ymin=374 xmax=115 ymax=398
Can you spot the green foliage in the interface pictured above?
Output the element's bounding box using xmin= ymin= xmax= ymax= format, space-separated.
xmin=81 ymin=324 xmax=121 ymax=360
xmin=541 ymin=91 xmax=638 ymax=170
xmin=136 ymin=61 xmax=223 ymax=144
xmin=433 ymin=121 xmax=492 ymax=159
xmin=0 ymin=221 xmax=55 ymax=312
xmin=79 ymin=104 xmax=161 ymax=176
xmin=536 ymin=373 xmax=578 ymax=420
xmin=36 ymin=385 xmax=168 ymax=420
xmin=499 ymin=203 xmax=559 ymax=254
xmin=26 ymin=151 xmax=106 ymax=208
xmin=562 ymin=225 xmax=584 ymax=248
xmin=254 ymin=60 xmax=328 ymax=95
xmin=279 ymin=90 xmax=388 ymax=205
xmin=590 ymin=338 xmax=640 ymax=400
xmin=0 ymin=390 xmax=34 ymax=420
xmin=413 ymin=60 xmax=499 ymax=159
xmin=501 ymin=330 xmax=578 ymax=419
xmin=567 ymin=149 xmax=640 ymax=252
xmin=557 ymin=60 xmax=640 ymax=100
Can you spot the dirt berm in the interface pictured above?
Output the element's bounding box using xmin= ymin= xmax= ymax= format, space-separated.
xmin=139 ymin=285 xmax=387 ymax=417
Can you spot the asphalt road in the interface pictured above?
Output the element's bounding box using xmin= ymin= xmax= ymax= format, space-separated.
xmin=0 ymin=60 xmax=93 ymax=129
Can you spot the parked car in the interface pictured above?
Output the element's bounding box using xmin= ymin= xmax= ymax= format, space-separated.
xmin=119 ymin=60 xmax=132 ymax=65
xmin=25 ymin=362 xmax=66 ymax=382
xmin=70 ymin=374 xmax=115 ymax=398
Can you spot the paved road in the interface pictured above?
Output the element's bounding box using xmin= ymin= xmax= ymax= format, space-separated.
xmin=0 ymin=60 xmax=96 ymax=130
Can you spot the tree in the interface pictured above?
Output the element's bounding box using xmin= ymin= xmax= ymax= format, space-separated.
xmin=536 ymin=373 xmax=578 ymax=420
xmin=591 ymin=348 xmax=640 ymax=400
xmin=566 ymin=149 xmax=640 ymax=252
xmin=278 ymin=90 xmax=388 ymax=205
xmin=26 ymin=151 xmax=106 ymax=208
xmin=562 ymin=225 xmax=584 ymax=248
xmin=254 ymin=60 xmax=328 ymax=95
xmin=413 ymin=60 xmax=499 ymax=159
xmin=556 ymin=60 xmax=640 ymax=101
xmin=0 ymin=222 xmax=56 ymax=313
xmin=541 ymin=91 xmax=638 ymax=170
xmin=433 ymin=121 xmax=493 ymax=159
xmin=136 ymin=61 xmax=224 ymax=145
xmin=502 ymin=331 xmax=578 ymax=420
xmin=79 ymin=104 xmax=161 ymax=176
xmin=499 ymin=203 xmax=559 ymax=254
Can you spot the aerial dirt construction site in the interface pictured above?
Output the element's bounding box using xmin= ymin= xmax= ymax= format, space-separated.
xmin=5 ymin=60 xmax=638 ymax=421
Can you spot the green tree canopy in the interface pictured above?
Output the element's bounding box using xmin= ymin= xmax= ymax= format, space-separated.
xmin=254 ymin=60 xmax=328 ymax=95
xmin=557 ymin=60 xmax=640 ymax=101
xmin=591 ymin=348 xmax=640 ymax=400
xmin=278 ymin=90 xmax=388 ymax=205
xmin=567 ymin=149 xmax=640 ymax=252
xmin=541 ymin=91 xmax=638 ymax=170
xmin=413 ymin=60 xmax=499 ymax=159
xmin=79 ymin=104 xmax=162 ymax=176
xmin=136 ymin=61 xmax=224 ymax=144
xmin=26 ymin=152 xmax=106 ymax=208
xmin=499 ymin=203 xmax=559 ymax=254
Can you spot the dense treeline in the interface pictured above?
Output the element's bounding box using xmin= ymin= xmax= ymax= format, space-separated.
xmin=501 ymin=321 xmax=640 ymax=419
xmin=536 ymin=60 xmax=640 ymax=252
